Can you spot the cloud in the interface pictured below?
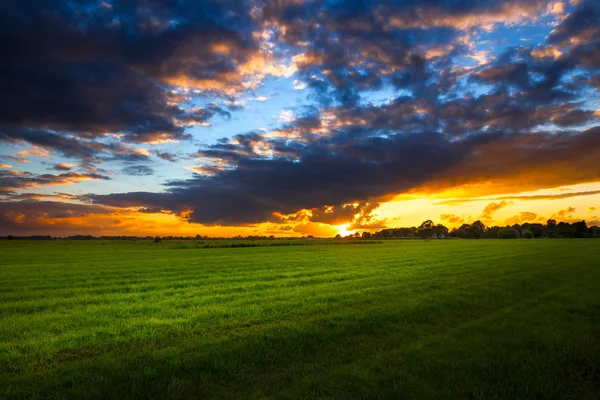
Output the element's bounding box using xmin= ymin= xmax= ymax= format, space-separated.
xmin=505 ymin=212 xmax=538 ymax=225
xmin=86 ymin=120 xmax=600 ymax=227
xmin=480 ymin=201 xmax=513 ymax=219
xmin=440 ymin=214 xmax=465 ymax=225
xmin=1 ymin=154 xmax=30 ymax=164
xmin=121 ymin=165 xmax=154 ymax=176
xmin=548 ymin=1 xmax=566 ymax=16
xmin=0 ymin=0 xmax=275 ymax=155
xmin=426 ymin=126 xmax=600 ymax=196
xmin=289 ymin=202 xmax=387 ymax=230
xmin=437 ymin=189 xmax=600 ymax=205
xmin=52 ymin=163 xmax=74 ymax=171
xmin=547 ymin=0 xmax=600 ymax=69
xmin=89 ymin=129 xmax=474 ymax=225
xmin=0 ymin=200 xmax=113 ymax=234
xmin=0 ymin=128 xmax=155 ymax=165
xmin=265 ymin=0 xmax=551 ymax=105
xmin=156 ymin=152 xmax=178 ymax=162
xmin=1 ymin=169 xmax=110 ymax=195
xmin=549 ymin=206 xmax=577 ymax=221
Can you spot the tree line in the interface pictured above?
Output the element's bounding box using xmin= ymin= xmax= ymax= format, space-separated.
xmin=350 ymin=219 xmax=600 ymax=239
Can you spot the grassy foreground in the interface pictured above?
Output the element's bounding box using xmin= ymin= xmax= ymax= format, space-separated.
xmin=1 ymin=239 xmax=599 ymax=399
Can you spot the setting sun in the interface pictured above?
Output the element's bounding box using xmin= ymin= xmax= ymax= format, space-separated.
xmin=336 ymin=224 xmax=355 ymax=237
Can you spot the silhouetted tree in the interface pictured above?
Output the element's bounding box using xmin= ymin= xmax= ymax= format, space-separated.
xmin=546 ymin=219 xmax=557 ymax=237
xmin=434 ymin=224 xmax=449 ymax=238
xmin=573 ymin=220 xmax=588 ymax=233
xmin=521 ymin=230 xmax=534 ymax=239
xmin=511 ymin=224 xmax=522 ymax=235
xmin=418 ymin=220 xmax=435 ymax=239
xmin=471 ymin=220 xmax=486 ymax=239
xmin=498 ymin=227 xmax=520 ymax=239
xmin=557 ymin=222 xmax=575 ymax=238
xmin=524 ymin=223 xmax=544 ymax=238
xmin=486 ymin=226 xmax=501 ymax=238
xmin=369 ymin=218 xmax=598 ymax=240
xmin=454 ymin=223 xmax=473 ymax=238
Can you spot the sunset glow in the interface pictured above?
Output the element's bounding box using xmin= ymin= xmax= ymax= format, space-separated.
xmin=336 ymin=224 xmax=355 ymax=238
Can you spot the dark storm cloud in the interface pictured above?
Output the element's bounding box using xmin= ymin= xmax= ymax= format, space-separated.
xmin=90 ymin=128 xmax=473 ymax=224
xmin=89 ymin=121 xmax=600 ymax=226
xmin=0 ymin=0 xmax=256 ymax=148
xmin=121 ymin=165 xmax=154 ymax=176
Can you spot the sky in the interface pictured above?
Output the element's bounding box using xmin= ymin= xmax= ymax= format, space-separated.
xmin=0 ymin=0 xmax=599 ymax=237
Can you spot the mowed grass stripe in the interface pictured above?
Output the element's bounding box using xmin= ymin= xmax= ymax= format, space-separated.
xmin=1 ymin=240 xmax=599 ymax=399
xmin=1 ymin=240 xmax=562 ymax=300
xmin=0 ymin=252 xmax=588 ymax=345
xmin=4 ymin=260 xmax=584 ymax=376
xmin=1 ymin=246 xmax=559 ymax=326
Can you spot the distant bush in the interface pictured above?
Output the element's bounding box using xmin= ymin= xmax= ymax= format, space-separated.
xmin=498 ymin=227 xmax=520 ymax=239
xmin=154 ymin=236 xmax=162 ymax=243
xmin=521 ymin=230 xmax=534 ymax=239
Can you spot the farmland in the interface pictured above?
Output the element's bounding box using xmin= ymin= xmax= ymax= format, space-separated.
xmin=1 ymin=239 xmax=599 ymax=399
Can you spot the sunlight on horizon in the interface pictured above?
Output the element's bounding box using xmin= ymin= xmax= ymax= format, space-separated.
xmin=336 ymin=224 xmax=355 ymax=237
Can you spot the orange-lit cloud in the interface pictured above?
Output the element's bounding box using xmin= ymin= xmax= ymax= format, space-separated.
xmin=505 ymin=212 xmax=538 ymax=225
xmin=480 ymin=201 xmax=513 ymax=219
xmin=384 ymin=1 xmax=547 ymax=31
xmin=440 ymin=214 xmax=465 ymax=225
xmin=52 ymin=163 xmax=74 ymax=171
xmin=549 ymin=206 xmax=577 ymax=221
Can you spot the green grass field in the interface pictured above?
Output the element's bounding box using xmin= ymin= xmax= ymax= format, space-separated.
xmin=1 ymin=239 xmax=599 ymax=399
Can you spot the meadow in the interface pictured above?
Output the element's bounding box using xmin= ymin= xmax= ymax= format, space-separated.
xmin=1 ymin=239 xmax=599 ymax=399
